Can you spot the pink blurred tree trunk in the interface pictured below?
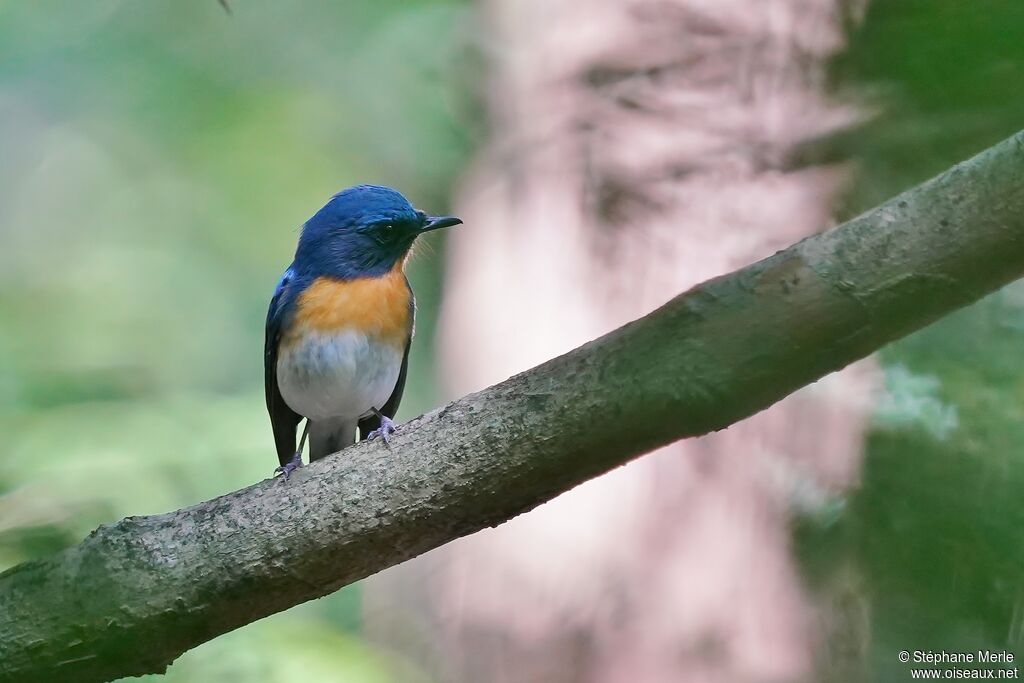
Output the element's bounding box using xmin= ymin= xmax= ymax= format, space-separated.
xmin=368 ymin=1 xmax=871 ymax=681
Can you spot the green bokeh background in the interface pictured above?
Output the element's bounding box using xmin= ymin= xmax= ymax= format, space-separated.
xmin=0 ymin=2 xmax=476 ymax=679
xmin=804 ymin=1 xmax=1024 ymax=680
xmin=3 ymin=1 xmax=1024 ymax=681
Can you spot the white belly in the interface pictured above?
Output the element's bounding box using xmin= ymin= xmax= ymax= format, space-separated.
xmin=276 ymin=330 xmax=403 ymax=422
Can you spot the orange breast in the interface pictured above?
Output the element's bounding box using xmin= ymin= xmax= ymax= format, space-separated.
xmin=286 ymin=267 xmax=412 ymax=350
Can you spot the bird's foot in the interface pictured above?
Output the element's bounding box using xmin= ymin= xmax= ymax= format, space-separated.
xmin=274 ymin=451 xmax=303 ymax=481
xmin=367 ymin=416 xmax=397 ymax=447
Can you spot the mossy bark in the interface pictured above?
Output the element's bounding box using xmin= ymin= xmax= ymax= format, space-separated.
xmin=2 ymin=130 xmax=1024 ymax=683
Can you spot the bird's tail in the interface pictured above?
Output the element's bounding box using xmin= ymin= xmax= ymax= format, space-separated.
xmin=308 ymin=418 xmax=357 ymax=461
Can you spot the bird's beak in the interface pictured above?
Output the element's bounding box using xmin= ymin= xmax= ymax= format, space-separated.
xmin=421 ymin=215 xmax=463 ymax=233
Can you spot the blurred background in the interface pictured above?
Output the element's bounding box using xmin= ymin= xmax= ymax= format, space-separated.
xmin=1 ymin=1 xmax=1023 ymax=681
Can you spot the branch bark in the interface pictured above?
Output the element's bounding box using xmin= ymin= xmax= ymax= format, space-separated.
xmin=3 ymin=130 xmax=1024 ymax=683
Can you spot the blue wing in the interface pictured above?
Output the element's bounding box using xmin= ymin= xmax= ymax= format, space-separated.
xmin=265 ymin=267 xmax=303 ymax=466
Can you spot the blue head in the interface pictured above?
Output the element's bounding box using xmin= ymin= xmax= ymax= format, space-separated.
xmin=293 ymin=185 xmax=461 ymax=279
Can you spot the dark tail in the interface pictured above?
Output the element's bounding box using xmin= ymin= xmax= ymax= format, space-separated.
xmin=308 ymin=419 xmax=357 ymax=461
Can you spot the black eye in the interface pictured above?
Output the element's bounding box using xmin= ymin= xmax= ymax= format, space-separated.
xmin=380 ymin=223 xmax=395 ymax=239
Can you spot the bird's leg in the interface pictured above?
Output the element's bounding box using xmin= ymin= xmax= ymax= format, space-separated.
xmin=367 ymin=407 xmax=397 ymax=446
xmin=275 ymin=420 xmax=309 ymax=480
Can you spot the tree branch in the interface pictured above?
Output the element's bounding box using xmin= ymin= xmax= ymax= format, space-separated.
xmin=4 ymin=130 xmax=1024 ymax=683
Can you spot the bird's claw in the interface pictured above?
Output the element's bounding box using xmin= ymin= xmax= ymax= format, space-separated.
xmin=274 ymin=451 xmax=303 ymax=481
xmin=367 ymin=416 xmax=397 ymax=447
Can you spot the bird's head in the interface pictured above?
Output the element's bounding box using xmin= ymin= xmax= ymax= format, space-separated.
xmin=294 ymin=185 xmax=461 ymax=279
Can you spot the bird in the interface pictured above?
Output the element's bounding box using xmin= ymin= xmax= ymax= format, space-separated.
xmin=264 ymin=184 xmax=462 ymax=479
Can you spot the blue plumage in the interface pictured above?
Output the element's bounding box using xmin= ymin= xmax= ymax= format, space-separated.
xmin=264 ymin=267 xmax=302 ymax=464
xmin=264 ymin=185 xmax=461 ymax=478
xmin=295 ymin=185 xmax=427 ymax=280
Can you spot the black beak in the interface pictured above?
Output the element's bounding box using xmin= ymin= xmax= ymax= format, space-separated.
xmin=421 ymin=215 xmax=463 ymax=233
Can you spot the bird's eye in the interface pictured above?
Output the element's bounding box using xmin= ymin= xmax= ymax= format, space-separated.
xmin=380 ymin=223 xmax=395 ymax=238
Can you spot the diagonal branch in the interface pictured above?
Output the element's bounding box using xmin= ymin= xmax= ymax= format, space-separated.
xmin=3 ymin=130 xmax=1024 ymax=683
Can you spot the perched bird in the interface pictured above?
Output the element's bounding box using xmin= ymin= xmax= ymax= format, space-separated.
xmin=265 ymin=185 xmax=461 ymax=478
